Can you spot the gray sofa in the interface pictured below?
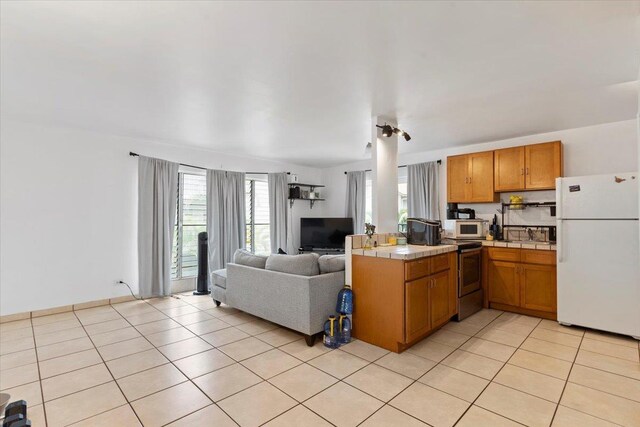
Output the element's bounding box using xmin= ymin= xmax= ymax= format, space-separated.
xmin=212 ymin=250 xmax=345 ymax=346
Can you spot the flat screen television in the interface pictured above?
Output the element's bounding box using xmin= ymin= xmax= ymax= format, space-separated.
xmin=300 ymin=217 xmax=353 ymax=250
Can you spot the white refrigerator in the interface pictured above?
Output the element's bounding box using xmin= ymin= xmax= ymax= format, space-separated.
xmin=556 ymin=172 xmax=639 ymax=339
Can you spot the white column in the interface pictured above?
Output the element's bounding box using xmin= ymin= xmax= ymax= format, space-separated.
xmin=372 ymin=117 xmax=399 ymax=233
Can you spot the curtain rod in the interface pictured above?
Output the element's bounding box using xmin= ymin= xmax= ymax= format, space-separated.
xmin=344 ymin=159 xmax=441 ymax=174
xmin=129 ymin=152 xmax=290 ymax=175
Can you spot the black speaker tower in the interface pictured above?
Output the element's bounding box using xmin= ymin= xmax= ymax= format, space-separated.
xmin=194 ymin=231 xmax=211 ymax=295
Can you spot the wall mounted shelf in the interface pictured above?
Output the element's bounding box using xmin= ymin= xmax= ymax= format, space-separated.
xmin=500 ymin=201 xmax=556 ymax=226
xmin=288 ymin=183 xmax=325 ymax=209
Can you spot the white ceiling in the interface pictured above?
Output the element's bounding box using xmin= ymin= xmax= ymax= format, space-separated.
xmin=1 ymin=1 xmax=639 ymax=167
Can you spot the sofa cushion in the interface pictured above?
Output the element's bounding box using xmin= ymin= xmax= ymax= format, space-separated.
xmin=318 ymin=255 xmax=346 ymax=274
xmin=212 ymin=268 xmax=227 ymax=289
xmin=265 ymin=253 xmax=320 ymax=277
xmin=234 ymin=249 xmax=268 ymax=269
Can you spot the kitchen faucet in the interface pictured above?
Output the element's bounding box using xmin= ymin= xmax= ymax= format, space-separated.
xmin=527 ymin=228 xmax=535 ymax=241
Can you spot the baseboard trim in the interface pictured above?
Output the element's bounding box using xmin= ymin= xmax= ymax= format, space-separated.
xmin=0 ymin=295 xmax=138 ymax=323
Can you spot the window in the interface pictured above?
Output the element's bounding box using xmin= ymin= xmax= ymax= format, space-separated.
xmin=172 ymin=172 xmax=207 ymax=279
xmin=398 ymin=173 xmax=408 ymax=233
xmin=245 ymin=177 xmax=271 ymax=255
xmin=365 ymin=172 xmax=372 ymax=225
xmin=363 ymin=171 xmax=408 ymax=233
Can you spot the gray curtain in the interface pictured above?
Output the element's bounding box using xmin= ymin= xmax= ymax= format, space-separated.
xmin=137 ymin=156 xmax=179 ymax=298
xmin=207 ymin=170 xmax=246 ymax=273
xmin=268 ymin=173 xmax=288 ymax=254
xmin=407 ymin=161 xmax=440 ymax=220
xmin=345 ymin=171 xmax=366 ymax=234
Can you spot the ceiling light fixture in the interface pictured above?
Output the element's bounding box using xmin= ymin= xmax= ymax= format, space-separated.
xmin=395 ymin=127 xmax=411 ymax=142
xmin=376 ymin=124 xmax=411 ymax=141
xmin=376 ymin=124 xmax=394 ymax=137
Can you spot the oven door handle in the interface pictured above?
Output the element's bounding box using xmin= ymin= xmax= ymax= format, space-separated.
xmin=459 ymin=248 xmax=482 ymax=254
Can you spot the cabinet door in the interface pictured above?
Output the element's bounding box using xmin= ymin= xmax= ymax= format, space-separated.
xmin=487 ymin=260 xmax=520 ymax=306
xmin=494 ymin=146 xmax=525 ymax=191
xmin=525 ymin=141 xmax=562 ymax=190
xmin=468 ymin=151 xmax=496 ymax=202
xmin=430 ymin=270 xmax=451 ymax=329
xmin=405 ymin=277 xmax=430 ymax=342
xmin=520 ymin=264 xmax=557 ymax=312
xmin=447 ymin=155 xmax=469 ymax=203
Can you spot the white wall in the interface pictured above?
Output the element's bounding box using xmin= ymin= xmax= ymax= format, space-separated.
xmin=0 ymin=120 xmax=324 ymax=315
xmin=323 ymin=119 xmax=638 ymax=225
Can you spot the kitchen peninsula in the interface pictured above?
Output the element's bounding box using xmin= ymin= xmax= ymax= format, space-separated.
xmin=348 ymin=236 xmax=458 ymax=353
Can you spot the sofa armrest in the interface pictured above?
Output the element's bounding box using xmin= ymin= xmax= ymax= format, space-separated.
xmin=226 ymin=263 xmax=345 ymax=335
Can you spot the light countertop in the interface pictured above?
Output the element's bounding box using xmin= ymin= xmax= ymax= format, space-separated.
xmin=482 ymin=240 xmax=557 ymax=250
xmin=351 ymin=244 xmax=457 ymax=260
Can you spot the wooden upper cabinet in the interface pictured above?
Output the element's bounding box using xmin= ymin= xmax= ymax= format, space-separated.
xmin=525 ymin=141 xmax=563 ymax=190
xmin=447 ymin=152 xmax=496 ymax=203
xmin=447 ymin=155 xmax=469 ymax=202
xmin=494 ymin=146 xmax=525 ymax=192
xmin=468 ymin=151 xmax=496 ymax=202
xmin=449 ymin=141 xmax=562 ymax=200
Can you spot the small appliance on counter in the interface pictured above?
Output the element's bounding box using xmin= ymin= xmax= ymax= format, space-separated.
xmin=407 ymin=218 xmax=441 ymax=246
xmin=447 ymin=203 xmax=476 ymax=219
xmin=443 ymin=219 xmax=486 ymax=239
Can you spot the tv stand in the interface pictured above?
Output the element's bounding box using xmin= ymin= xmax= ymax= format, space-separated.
xmin=298 ymin=248 xmax=345 ymax=256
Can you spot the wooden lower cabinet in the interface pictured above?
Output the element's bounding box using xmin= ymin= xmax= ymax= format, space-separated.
xmin=430 ymin=270 xmax=452 ymax=328
xmin=405 ymin=277 xmax=431 ymax=342
xmin=484 ymin=247 xmax=557 ymax=319
xmin=487 ymin=261 xmax=520 ymax=306
xmin=353 ymin=252 xmax=457 ymax=352
xmin=521 ymin=264 xmax=557 ymax=313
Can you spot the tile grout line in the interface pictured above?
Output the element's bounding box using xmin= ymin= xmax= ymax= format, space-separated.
xmin=448 ymin=313 xmax=544 ymax=427
xmin=124 ymin=298 xmax=243 ymax=427
xmin=548 ymin=328 xmax=585 ymax=426
xmin=29 ymin=316 xmax=49 ymax=427
xmin=355 ymin=311 xmax=511 ymax=427
xmin=6 ymin=299 xmax=638 ymax=427
xmin=69 ymin=309 xmax=147 ymax=427
xmin=174 ymin=293 xmax=349 ymax=427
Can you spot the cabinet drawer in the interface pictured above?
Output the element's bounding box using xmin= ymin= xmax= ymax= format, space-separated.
xmin=521 ymin=249 xmax=556 ymax=265
xmin=430 ymin=253 xmax=450 ymax=274
xmin=487 ymin=247 xmax=521 ymax=262
xmin=405 ymin=258 xmax=429 ymax=281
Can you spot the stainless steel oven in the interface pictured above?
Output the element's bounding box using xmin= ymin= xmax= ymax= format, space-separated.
xmin=459 ymin=247 xmax=481 ymax=297
xmin=454 ymin=242 xmax=483 ymax=320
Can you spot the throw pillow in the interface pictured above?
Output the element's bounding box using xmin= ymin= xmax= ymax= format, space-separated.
xmin=265 ymin=253 xmax=320 ymax=276
xmin=318 ymin=255 xmax=346 ymax=274
xmin=233 ymin=249 xmax=268 ymax=269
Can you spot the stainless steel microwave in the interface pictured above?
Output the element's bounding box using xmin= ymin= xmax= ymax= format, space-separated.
xmin=443 ymin=219 xmax=485 ymax=239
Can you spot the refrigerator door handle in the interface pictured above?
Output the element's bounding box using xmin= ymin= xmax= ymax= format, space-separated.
xmin=557 ymin=219 xmax=563 ymax=263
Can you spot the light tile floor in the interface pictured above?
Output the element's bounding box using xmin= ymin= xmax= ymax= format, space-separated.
xmin=1 ymin=294 xmax=639 ymax=426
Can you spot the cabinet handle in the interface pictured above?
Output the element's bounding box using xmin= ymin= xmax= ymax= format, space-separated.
xmin=521 ymin=168 xmax=524 ymax=175
xmin=469 ymin=176 xmax=472 ymax=184
xmin=526 ymin=167 xmax=529 ymax=175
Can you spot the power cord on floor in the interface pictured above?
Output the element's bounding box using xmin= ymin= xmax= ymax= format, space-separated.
xmin=117 ymin=280 xmax=143 ymax=300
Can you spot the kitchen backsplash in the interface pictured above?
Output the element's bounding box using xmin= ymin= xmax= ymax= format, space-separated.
xmin=459 ymin=190 xmax=556 ymax=228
